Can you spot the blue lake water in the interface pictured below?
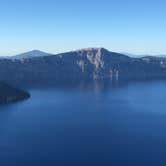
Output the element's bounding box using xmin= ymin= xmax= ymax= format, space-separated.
xmin=1 ymin=80 xmax=166 ymax=166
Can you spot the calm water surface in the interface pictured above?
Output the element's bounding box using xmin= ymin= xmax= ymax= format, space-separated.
xmin=0 ymin=81 xmax=166 ymax=166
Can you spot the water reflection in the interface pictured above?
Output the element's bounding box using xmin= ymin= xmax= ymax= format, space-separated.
xmin=20 ymin=79 xmax=129 ymax=94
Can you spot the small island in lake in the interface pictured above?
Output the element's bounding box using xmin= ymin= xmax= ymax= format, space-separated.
xmin=0 ymin=82 xmax=30 ymax=104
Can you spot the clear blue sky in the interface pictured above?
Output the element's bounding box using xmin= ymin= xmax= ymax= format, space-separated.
xmin=0 ymin=0 xmax=166 ymax=56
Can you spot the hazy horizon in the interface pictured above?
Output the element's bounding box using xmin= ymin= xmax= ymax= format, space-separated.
xmin=2 ymin=48 xmax=166 ymax=58
xmin=1 ymin=0 xmax=166 ymax=56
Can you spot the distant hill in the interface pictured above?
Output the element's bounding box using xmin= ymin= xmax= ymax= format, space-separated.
xmin=122 ymin=52 xmax=166 ymax=58
xmin=0 ymin=47 xmax=166 ymax=85
xmin=12 ymin=50 xmax=51 ymax=59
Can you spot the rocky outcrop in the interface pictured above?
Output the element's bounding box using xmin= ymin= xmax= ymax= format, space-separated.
xmin=0 ymin=48 xmax=166 ymax=85
xmin=0 ymin=83 xmax=30 ymax=104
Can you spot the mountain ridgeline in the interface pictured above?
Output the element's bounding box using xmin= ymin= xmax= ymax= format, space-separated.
xmin=1 ymin=48 xmax=166 ymax=85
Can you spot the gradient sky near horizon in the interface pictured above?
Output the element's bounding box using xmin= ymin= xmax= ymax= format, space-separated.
xmin=0 ymin=0 xmax=166 ymax=56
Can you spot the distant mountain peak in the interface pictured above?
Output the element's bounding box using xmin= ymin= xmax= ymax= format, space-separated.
xmin=71 ymin=48 xmax=112 ymax=57
xmin=13 ymin=50 xmax=51 ymax=59
xmin=75 ymin=47 xmax=108 ymax=52
xmin=27 ymin=49 xmax=46 ymax=54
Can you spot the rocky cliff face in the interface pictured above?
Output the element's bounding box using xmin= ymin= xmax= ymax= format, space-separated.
xmin=0 ymin=83 xmax=30 ymax=104
xmin=0 ymin=48 xmax=166 ymax=85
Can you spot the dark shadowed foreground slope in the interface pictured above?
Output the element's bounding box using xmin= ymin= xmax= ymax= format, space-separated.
xmin=1 ymin=48 xmax=166 ymax=85
xmin=0 ymin=83 xmax=30 ymax=104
